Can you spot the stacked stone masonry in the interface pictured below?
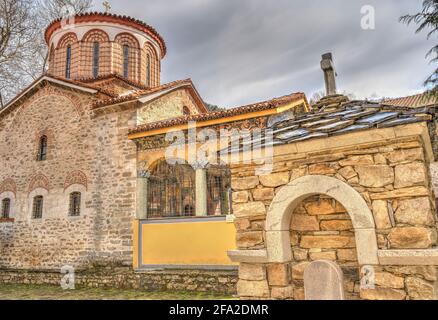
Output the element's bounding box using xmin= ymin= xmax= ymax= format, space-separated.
xmin=0 ymin=267 xmax=237 ymax=295
xmin=232 ymin=135 xmax=438 ymax=300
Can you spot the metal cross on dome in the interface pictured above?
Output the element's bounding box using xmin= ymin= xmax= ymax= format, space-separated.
xmin=103 ymin=0 xmax=111 ymax=13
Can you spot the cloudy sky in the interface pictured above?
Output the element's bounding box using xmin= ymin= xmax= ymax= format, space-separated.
xmin=92 ymin=0 xmax=434 ymax=108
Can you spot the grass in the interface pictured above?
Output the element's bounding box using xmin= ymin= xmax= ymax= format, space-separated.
xmin=0 ymin=284 xmax=235 ymax=300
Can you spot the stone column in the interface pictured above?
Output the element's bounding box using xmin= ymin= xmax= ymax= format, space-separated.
xmin=136 ymin=170 xmax=150 ymax=220
xmin=320 ymin=52 xmax=337 ymax=96
xmin=195 ymin=165 xmax=208 ymax=217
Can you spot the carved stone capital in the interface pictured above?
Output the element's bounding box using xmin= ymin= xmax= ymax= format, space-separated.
xmin=137 ymin=170 xmax=151 ymax=179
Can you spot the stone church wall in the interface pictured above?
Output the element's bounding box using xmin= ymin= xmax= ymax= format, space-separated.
xmin=0 ymin=84 xmax=137 ymax=270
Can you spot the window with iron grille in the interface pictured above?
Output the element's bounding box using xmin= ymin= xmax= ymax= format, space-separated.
xmin=93 ymin=42 xmax=100 ymax=78
xmin=147 ymin=160 xmax=196 ymax=219
xmin=65 ymin=45 xmax=72 ymax=79
xmin=207 ymin=166 xmax=231 ymax=216
xmin=32 ymin=196 xmax=44 ymax=219
xmin=37 ymin=135 xmax=47 ymax=161
xmin=1 ymin=198 xmax=10 ymax=219
xmin=69 ymin=192 xmax=81 ymax=216
xmin=123 ymin=45 xmax=129 ymax=78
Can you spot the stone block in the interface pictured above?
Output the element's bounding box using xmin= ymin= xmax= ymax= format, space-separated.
xmin=386 ymin=148 xmax=424 ymax=164
xmin=267 ymin=264 xmax=290 ymax=286
xmin=338 ymin=166 xmax=357 ymax=180
xmin=339 ymin=155 xmax=374 ymax=166
xmin=360 ymin=287 xmax=406 ymax=300
xmin=304 ymin=199 xmax=337 ymax=215
xmin=370 ymin=187 xmax=429 ymax=200
xmin=271 ymin=286 xmax=294 ymax=299
xmin=395 ymin=197 xmax=434 ymax=226
xmin=337 ymin=249 xmax=357 ymax=261
xmin=232 ymin=176 xmax=259 ymax=190
xmin=320 ymin=220 xmax=353 ymax=231
xmin=309 ymin=250 xmax=337 ymax=261
xmin=406 ymin=277 xmax=437 ymax=300
xmin=300 ymin=235 xmax=356 ymax=249
xmin=374 ymin=272 xmax=404 ymax=289
xmin=394 ymin=163 xmax=427 ymax=188
xmin=355 ymin=165 xmax=394 ymax=188
xmin=237 ymin=280 xmax=270 ymax=298
xmin=252 ymin=188 xmax=275 ymax=201
xmin=291 ymin=262 xmax=310 ymax=280
xmin=233 ymin=202 xmax=266 ymax=218
xmin=308 ymin=163 xmax=337 ymax=175
xmin=232 ymin=191 xmax=249 ymax=203
xmin=236 ymin=231 xmax=264 ymax=248
xmin=371 ymin=200 xmax=392 ymax=229
xmin=239 ymin=263 xmax=266 ymax=281
xmin=388 ymin=227 xmax=437 ymax=249
xmin=259 ymin=172 xmax=289 ymax=188
xmin=293 ymin=248 xmax=308 ymax=261
xmin=290 ymin=215 xmax=320 ymax=231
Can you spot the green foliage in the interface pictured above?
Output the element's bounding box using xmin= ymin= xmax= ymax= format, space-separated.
xmin=400 ymin=0 xmax=438 ymax=96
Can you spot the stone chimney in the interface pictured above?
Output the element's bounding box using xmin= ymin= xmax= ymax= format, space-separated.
xmin=321 ymin=53 xmax=337 ymax=96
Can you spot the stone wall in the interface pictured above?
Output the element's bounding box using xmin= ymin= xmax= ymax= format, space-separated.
xmin=137 ymin=88 xmax=200 ymax=125
xmin=0 ymin=83 xmax=138 ymax=269
xmin=231 ymin=133 xmax=438 ymax=300
xmin=0 ymin=267 xmax=237 ymax=295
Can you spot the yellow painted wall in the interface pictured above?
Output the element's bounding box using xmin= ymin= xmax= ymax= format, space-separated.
xmin=137 ymin=219 xmax=237 ymax=266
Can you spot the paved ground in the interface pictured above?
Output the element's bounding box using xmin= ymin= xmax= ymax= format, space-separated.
xmin=0 ymin=284 xmax=235 ymax=300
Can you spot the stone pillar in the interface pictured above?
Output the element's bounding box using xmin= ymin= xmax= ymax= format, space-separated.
xmin=320 ymin=52 xmax=337 ymax=96
xmin=195 ymin=166 xmax=208 ymax=217
xmin=136 ymin=170 xmax=150 ymax=220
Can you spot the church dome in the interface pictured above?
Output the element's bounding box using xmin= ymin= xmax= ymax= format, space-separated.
xmin=45 ymin=12 xmax=166 ymax=87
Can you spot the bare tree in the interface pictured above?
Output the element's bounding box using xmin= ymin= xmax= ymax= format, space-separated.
xmin=400 ymin=0 xmax=438 ymax=96
xmin=0 ymin=0 xmax=92 ymax=107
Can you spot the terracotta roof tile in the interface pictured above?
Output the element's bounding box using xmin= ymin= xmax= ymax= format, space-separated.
xmin=91 ymin=78 xmax=197 ymax=109
xmin=78 ymin=73 xmax=150 ymax=91
xmin=46 ymin=74 xmax=118 ymax=98
xmin=129 ymin=92 xmax=306 ymax=135
xmin=384 ymin=93 xmax=438 ymax=108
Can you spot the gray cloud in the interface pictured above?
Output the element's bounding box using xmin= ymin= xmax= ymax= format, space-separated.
xmin=94 ymin=0 xmax=435 ymax=107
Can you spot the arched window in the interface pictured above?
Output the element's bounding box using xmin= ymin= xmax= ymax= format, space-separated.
xmin=32 ymin=196 xmax=44 ymax=219
xmin=65 ymin=45 xmax=72 ymax=79
xmin=37 ymin=135 xmax=48 ymax=161
xmin=69 ymin=192 xmax=81 ymax=216
xmin=146 ymin=54 xmax=151 ymax=86
xmin=92 ymin=42 xmax=100 ymax=78
xmin=207 ymin=166 xmax=231 ymax=216
xmin=147 ymin=160 xmax=196 ymax=219
xmin=183 ymin=106 xmax=191 ymax=116
xmin=1 ymin=198 xmax=10 ymax=219
xmin=123 ymin=45 xmax=129 ymax=78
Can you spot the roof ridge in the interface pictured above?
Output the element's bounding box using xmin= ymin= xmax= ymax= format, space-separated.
xmin=77 ymin=73 xmax=151 ymax=91
xmin=91 ymin=78 xmax=193 ymax=109
xmin=44 ymin=11 xmax=166 ymax=57
xmin=45 ymin=74 xmax=117 ymax=98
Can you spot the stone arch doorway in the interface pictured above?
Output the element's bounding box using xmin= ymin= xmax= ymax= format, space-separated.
xmin=265 ymin=175 xmax=378 ymax=266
